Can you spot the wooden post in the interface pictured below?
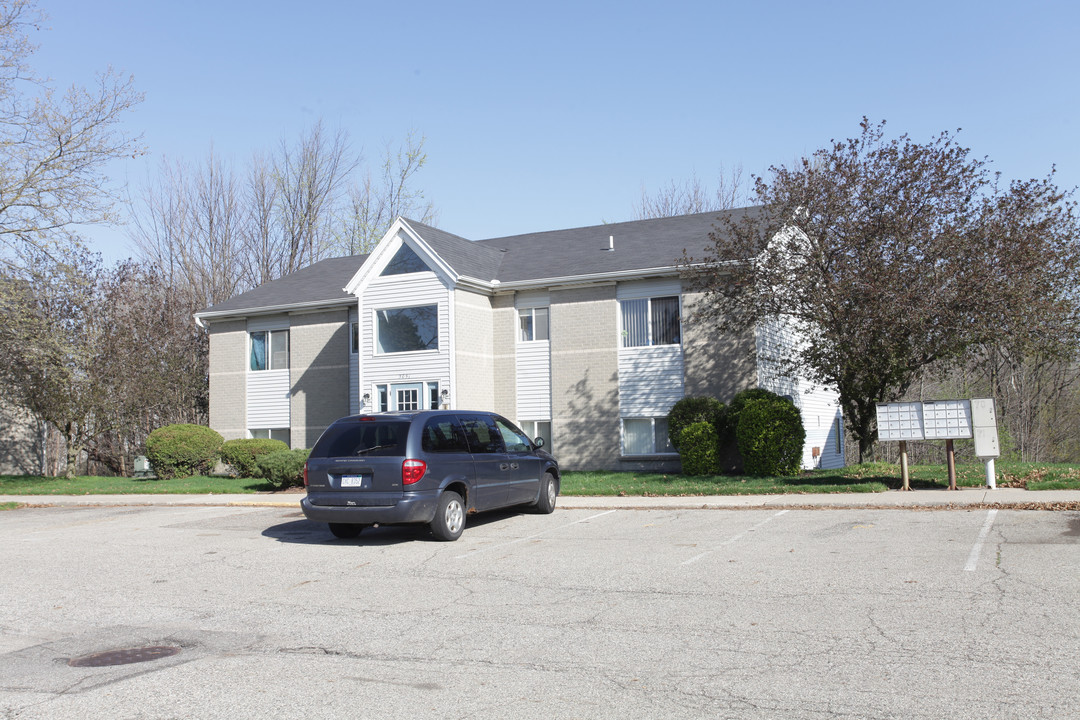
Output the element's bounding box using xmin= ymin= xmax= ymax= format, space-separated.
xmin=899 ymin=440 xmax=911 ymax=491
xmin=946 ymin=439 xmax=957 ymax=490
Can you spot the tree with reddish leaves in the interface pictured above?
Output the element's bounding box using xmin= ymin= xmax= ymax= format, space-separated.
xmin=684 ymin=119 xmax=1080 ymax=462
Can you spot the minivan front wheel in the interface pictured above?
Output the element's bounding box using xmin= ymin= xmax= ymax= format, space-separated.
xmin=535 ymin=472 xmax=557 ymax=514
xmin=431 ymin=490 xmax=465 ymax=541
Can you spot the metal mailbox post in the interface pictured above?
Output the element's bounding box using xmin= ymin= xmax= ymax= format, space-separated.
xmin=875 ymin=398 xmax=1000 ymax=490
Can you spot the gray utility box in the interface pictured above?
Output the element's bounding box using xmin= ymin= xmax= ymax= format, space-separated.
xmin=971 ymin=398 xmax=1000 ymax=458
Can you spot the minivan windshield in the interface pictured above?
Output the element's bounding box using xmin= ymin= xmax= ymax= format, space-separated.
xmin=312 ymin=420 xmax=410 ymax=458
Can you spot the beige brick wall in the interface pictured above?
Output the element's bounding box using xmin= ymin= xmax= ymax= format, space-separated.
xmin=0 ymin=398 xmax=41 ymax=474
xmin=290 ymin=309 xmax=351 ymax=448
xmin=491 ymin=294 xmax=517 ymax=417
xmin=453 ymin=289 xmax=495 ymax=411
xmin=681 ymin=292 xmax=757 ymax=402
xmin=550 ymin=285 xmax=620 ymax=470
xmin=208 ymin=319 xmax=247 ymax=441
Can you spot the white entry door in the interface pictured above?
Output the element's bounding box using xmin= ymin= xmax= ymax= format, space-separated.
xmin=391 ymin=383 xmax=425 ymax=411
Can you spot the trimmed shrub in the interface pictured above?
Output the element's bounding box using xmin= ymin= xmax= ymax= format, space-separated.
xmin=220 ymin=438 xmax=289 ymax=477
xmin=719 ymin=388 xmax=785 ymax=442
xmin=667 ymin=396 xmax=725 ymax=450
xmin=735 ymin=397 xmax=806 ymax=477
xmin=145 ymin=424 xmax=224 ymax=481
xmin=677 ymin=421 xmax=721 ymax=476
xmin=255 ymin=448 xmax=312 ymax=489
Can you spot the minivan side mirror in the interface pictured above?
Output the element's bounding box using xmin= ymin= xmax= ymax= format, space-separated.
xmin=533 ymin=437 xmax=545 ymax=448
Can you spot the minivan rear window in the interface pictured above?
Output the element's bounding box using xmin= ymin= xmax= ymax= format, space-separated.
xmin=312 ymin=421 xmax=410 ymax=458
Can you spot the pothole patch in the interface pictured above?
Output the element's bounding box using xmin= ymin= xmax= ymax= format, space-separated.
xmin=67 ymin=646 xmax=181 ymax=667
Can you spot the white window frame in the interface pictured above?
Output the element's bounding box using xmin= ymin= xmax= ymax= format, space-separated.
xmin=374 ymin=305 xmax=439 ymax=355
xmin=518 ymin=307 xmax=550 ymax=342
xmin=519 ymin=419 xmax=552 ymax=450
xmin=249 ymin=329 xmax=289 ymax=371
xmin=619 ymin=296 xmax=681 ymax=348
xmin=621 ymin=417 xmax=676 ymax=456
xmin=249 ymin=428 xmax=291 ymax=446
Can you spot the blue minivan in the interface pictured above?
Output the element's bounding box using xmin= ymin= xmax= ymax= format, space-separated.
xmin=301 ymin=411 xmax=560 ymax=541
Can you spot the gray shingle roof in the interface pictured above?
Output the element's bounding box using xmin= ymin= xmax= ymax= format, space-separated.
xmin=473 ymin=208 xmax=756 ymax=283
xmin=197 ymin=208 xmax=759 ymax=317
xmin=401 ymin=219 xmax=505 ymax=281
xmin=198 ymin=254 xmax=367 ymax=316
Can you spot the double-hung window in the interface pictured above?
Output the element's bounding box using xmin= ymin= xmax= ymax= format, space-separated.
xmin=518 ymin=307 xmax=549 ymax=342
xmin=620 ymin=296 xmax=680 ymax=347
xmin=250 ymin=330 xmax=289 ymax=371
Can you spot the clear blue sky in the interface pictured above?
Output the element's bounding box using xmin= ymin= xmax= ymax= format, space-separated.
xmin=31 ymin=0 xmax=1080 ymax=263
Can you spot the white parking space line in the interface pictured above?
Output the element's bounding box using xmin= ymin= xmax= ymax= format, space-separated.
xmin=964 ymin=509 xmax=998 ymax=572
xmin=455 ymin=510 xmax=617 ymax=559
xmin=681 ymin=510 xmax=790 ymax=566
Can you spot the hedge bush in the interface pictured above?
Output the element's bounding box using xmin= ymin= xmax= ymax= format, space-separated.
xmin=667 ymin=396 xmax=725 ymax=450
xmin=255 ymin=448 xmax=312 ymax=489
xmin=719 ymin=388 xmax=785 ymax=442
xmin=677 ymin=421 xmax=721 ymax=476
xmin=735 ymin=397 xmax=806 ymax=477
xmin=145 ymin=424 xmax=224 ymax=480
xmin=220 ymin=438 xmax=289 ymax=477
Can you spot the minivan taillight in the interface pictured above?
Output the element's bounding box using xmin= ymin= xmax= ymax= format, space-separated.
xmin=303 ymin=461 xmax=309 ymax=487
xmin=402 ymin=459 xmax=426 ymax=485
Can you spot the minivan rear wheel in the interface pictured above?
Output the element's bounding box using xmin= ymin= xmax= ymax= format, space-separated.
xmin=329 ymin=523 xmax=364 ymax=539
xmin=431 ymin=490 xmax=465 ymax=541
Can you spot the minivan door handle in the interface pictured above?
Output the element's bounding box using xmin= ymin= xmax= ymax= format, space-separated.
xmin=500 ymin=463 xmax=510 ymax=471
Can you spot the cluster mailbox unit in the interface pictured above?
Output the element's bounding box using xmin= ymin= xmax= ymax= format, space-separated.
xmin=875 ymin=398 xmax=1000 ymax=490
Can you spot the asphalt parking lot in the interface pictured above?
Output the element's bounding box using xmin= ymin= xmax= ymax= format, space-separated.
xmin=2 ymin=504 xmax=1078 ymax=719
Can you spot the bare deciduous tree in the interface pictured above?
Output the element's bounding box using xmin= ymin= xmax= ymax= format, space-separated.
xmin=130 ymin=123 xmax=434 ymax=304
xmin=0 ymin=0 xmax=143 ymax=265
xmin=634 ymin=165 xmax=748 ymax=220
xmin=333 ymin=130 xmax=437 ymax=255
xmin=130 ymin=149 xmax=245 ymax=308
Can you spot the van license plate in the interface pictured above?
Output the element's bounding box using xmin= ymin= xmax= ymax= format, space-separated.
xmin=340 ymin=475 xmax=367 ymax=488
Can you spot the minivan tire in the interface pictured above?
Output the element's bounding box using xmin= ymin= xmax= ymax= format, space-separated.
xmin=431 ymin=490 xmax=465 ymax=541
xmin=329 ymin=523 xmax=364 ymax=539
xmin=535 ymin=472 xmax=557 ymax=514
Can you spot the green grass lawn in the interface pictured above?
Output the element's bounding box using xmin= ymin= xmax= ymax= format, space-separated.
xmin=559 ymin=461 xmax=1080 ymax=496
xmin=1 ymin=461 xmax=1077 ymax=497
xmin=0 ymin=474 xmax=276 ymax=495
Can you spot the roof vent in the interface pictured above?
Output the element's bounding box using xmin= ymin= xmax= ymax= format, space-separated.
xmin=606 ymin=235 xmax=614 ymax=252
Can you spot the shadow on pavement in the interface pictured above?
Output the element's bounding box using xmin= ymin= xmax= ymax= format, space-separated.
xmin=262 ymin=507 xmax=532 ymax=546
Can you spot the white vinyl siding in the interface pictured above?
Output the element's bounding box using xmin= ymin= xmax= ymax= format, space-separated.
xmin=349 ymin=308 xmax=359 ymax=415
xmin=360 ymin=272 xmax=451 ymax=402
xmin=618 ymin=345 xmax=684 ymax=418
xmin=246 ymin=370 xmax=290 ymax=427
xmin=755 ymin=316 xmax=799 ymax=401
xmin=756 ymin=315 xmax=844 ymax=470
xmin=618 ymin=283 xmax=684 ymax=456
xmin=516 ymin=341 xmax=551 ymax=418
xmin=246 ymin=316 xmax=290 ymax=431
xmin=800 ymin=386 xmax=845 ymax=470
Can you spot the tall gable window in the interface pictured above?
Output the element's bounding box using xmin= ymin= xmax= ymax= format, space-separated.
xmin=518 ymin=307 xmax=549 ymax=342
xmin=381 ymin=243 xmax=428 ymax=276
xmin=376 ymin=306 xmax=438 ymax=353
xmin=250 ymin=330 xmax=289 ymax=371
xmin=621 ymin=296 xmax=680 ymax=347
